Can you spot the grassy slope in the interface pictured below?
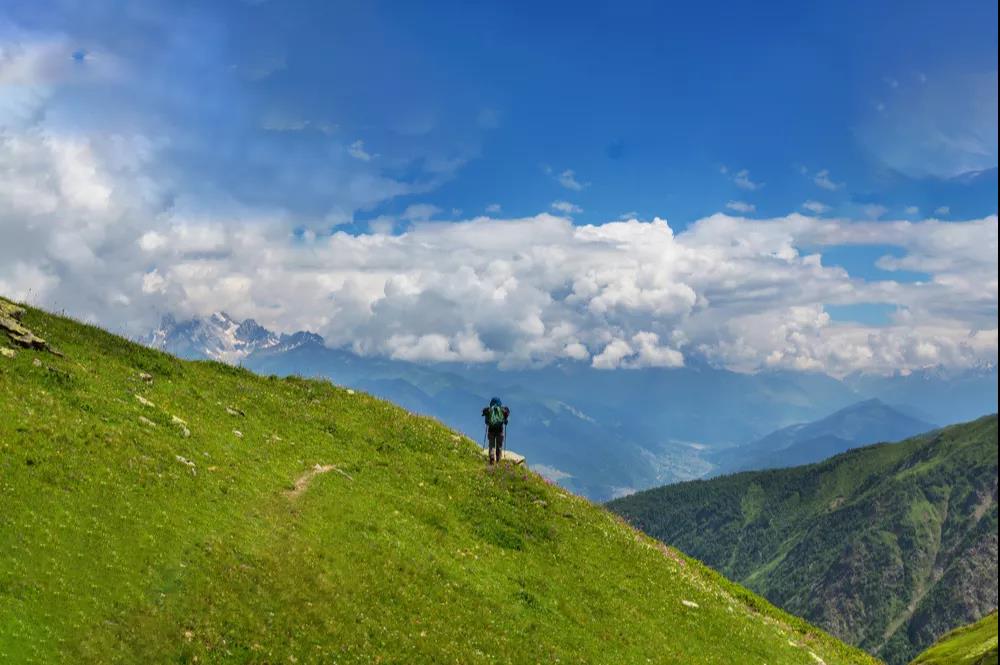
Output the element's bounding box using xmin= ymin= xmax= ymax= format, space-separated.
xmin=608 ymin=417 xmax=999 ymax=665
xmin=910 ymin=611 xmax=998 ymax=665
xmin=0 ymin=299 xmax=879 ymax=664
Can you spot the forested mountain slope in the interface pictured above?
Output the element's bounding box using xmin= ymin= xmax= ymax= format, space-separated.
xmin=610 ymin=417 xmax=999 ymax=664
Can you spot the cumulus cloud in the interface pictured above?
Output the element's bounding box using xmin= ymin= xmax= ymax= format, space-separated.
xmin=348 ymin=140 xmax=374 ymax=161
xmin=592 ymin=332 xmax=684 ymax=369
xmin=1 ymin=27 xmax=996 ymax=377
xmin=813 ymin=169 xmax=843 ymax=191
xmin=401 ymin=203 xmax=441 ymax=221
xmin=935 ymin=206 xmax=950 ymax=216
xmin=802 ymin=200 xmax=831 ymax=215
xmin=725 ymin=201 xmax=755 ymax=214
xmin=551 ymin=200 xmax=583 ymax=215
xmin=861 ymin=204 xmax=888 ymax=219
xmin=4 ymin=123 xmax=996 ymax=375
xmin=557 ymin=169 xmax=587 ymax=191
xmin=732 ymin=169 xmax=762 ymax=191
xmin=485 ymin=203 xmax=501 ymax=214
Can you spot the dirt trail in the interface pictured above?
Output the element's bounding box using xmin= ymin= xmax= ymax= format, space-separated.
xmin=285 ymin=464 xmax=353 ymax=499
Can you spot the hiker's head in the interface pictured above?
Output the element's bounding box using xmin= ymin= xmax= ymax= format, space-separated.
xmin=489 ymin=397 xmax=502 ymax=407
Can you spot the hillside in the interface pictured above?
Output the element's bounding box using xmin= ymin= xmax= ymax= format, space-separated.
xmin=910 ymin=611 xmax=998 ymax=665
xmin=711 ymin=399 xmax=936 ymax=475
xmin=609 ymin=417 xmax=999 ymax=665
xmin=0 ymin=297 xmax=879 ymax=664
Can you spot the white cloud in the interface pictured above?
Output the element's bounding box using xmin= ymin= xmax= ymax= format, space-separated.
xmin=859 ymin=70 xmax=998 ymax=178
xmin=141 ymin=269 xmax=167 ymax=294
xmin=935 ymin=206 xmax=951 ymax=216
xmin=138 ymin=231 xmax=167 ymax=252
xmin=348 ymin=140 xmax=374 ymax=161
xmin=4 ymin=129 xmax=996 ymax=375
xmin=533 ymin=464 xmax=573 ymax=482
xmin=813 ymin=169 xmax=843 ymax=191
xmin=905 ymin=206 xmax=920 ymax=216
xmin=485 ymin=203 xmax=502 ymax=214
xmin=732 ymin=169 xmax=762 ymax=191
xmin=401 ymin=203 xmax=441 ymax=221
xmin=1 ymin=30 xmax=995 ymax=377
xmin=725 ymin=201 xmax=755 ymax=214
xmin=802 ymin=200 xmax=831 ymax=215
xmin=259 ymin=112 xmax=310 ymax=132
xmin=862 ymin=204 xmax=888 ymax=219
xmin=551 ymin=200 xmax=583 ymax=215
xmin=557 ymin=169 xmax=587 ymax=191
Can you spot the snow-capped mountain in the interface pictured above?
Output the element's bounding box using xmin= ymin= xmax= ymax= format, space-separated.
xmin=143 ymin=312 xmax=322 ymax=363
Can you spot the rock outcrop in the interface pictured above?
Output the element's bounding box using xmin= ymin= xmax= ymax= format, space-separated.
xmin=0 ymin=298 xmax=58 ymax=354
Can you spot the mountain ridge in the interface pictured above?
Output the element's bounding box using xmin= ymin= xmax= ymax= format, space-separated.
xmin=711 ymin=398 xmax=937 ymax=474
xmin=609 ymin=416 xmax=999 ymax=664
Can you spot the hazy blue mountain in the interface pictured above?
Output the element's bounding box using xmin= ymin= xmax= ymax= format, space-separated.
xmin=711 ymin=399 xmax=938 ymax=474
xmin=845 ymin=367 xmax=999 ymax=427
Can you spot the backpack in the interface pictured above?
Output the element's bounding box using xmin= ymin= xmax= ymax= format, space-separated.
xmin=487 ymin=404 xmax=506 ymax=428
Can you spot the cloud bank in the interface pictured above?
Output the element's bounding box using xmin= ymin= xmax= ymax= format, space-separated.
xmin=1 ymin=25 xmax=996 ymax=376
xmin=1 ymin=120 xmax=995 ymax=375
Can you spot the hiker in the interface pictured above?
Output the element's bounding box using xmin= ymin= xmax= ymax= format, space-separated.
xmin=482 ymin=397 xmax=510 ymax=464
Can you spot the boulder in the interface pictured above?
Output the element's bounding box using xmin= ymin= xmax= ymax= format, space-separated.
xmin=480 ymin=448 xmax=525 ymax=465
xmin=0 ymin=299 xmax=56 ymax=353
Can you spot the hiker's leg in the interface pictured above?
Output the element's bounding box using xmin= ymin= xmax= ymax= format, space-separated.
xmin=496 ymin=430 xmax=504 ymax=461
xmin=488 ymin=430 xmax=497 ymax=464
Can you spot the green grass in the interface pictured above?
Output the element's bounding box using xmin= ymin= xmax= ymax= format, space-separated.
xmin=0 ymin=298 xmax=881 ymax=664
xmin=608 ymin=415 xmax=998 ymax=665
xmin=910 ymin=611 xmax=998 ymax=665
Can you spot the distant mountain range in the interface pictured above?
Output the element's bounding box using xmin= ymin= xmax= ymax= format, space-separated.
xmin=609 ymin=415 xmax=999 ymax=665
xmin=143 ymin=312 xmax=321 ymax=364
xmin=710 ymin=399 xmax=938 ymax=475
xmin=144 ymin=313 xmax=999 ymax=500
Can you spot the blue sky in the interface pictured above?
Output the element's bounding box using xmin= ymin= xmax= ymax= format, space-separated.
xmin=7 ymin=0 xmax=996 ymax=225
xmin=0 ymin=0 xmax=997 ymax=374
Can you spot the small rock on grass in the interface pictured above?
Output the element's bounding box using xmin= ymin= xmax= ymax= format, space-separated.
xmin=1 ymin=347 xmax=15 ymax=358
xmin=226 ymin=406 xmax=245 ymax=417
xmin=139 ymin=416 xmax=156 ymax=427
xmin=681 ymin=600 xmax=699 ymax=609
xmin=135 ymin=394 xmax=155 ymax=408
xmin=233 ymin=430 xmax=243 ymax=438
xmin=171 ymin=415 xmax=191 ymax=438
xmin=139 ymin=372 xmax=153 ymax=383
xmin=175 ymin=455 xmax=196 ymax=475
xmin=32 ymin=358 xmax=42 ymax=367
